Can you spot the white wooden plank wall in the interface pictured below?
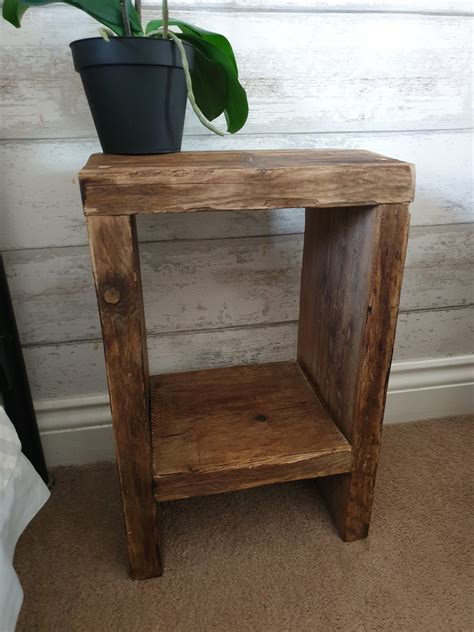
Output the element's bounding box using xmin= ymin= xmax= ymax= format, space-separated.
xmin=2 ymin=7 xmax=473 ymax=138
xmin=0 ymin=1 xmax=473 ymax=420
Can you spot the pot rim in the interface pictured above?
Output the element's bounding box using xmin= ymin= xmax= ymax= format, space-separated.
xmin=69 ymin=36 xmax=186 ymax=46
xmin=70 ymin=36 xmax=194 ymax=71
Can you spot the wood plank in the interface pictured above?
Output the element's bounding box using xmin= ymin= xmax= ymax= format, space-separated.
xmin=23 ymin=306 xmax=474 ymax=403
xmin=79 ymin=150 xmax=414 ymax=214
xmin=142 ymin=0 xmax=474 ymax=11
xmin=86 ymin=215 xmax=161 ymax=580
xmin=1 ymin=9 xmax=471 ymax=139
xmin=151 ymin=361 xmax=352 ymax=501
xmin=298 ymin=207 xmax=377 ymax=438
xmin=4 ymin=224 xmax=472 ymax=346
xmin=24 ymin=0 xmax=472 ymax=12
xmin=297 ymin=204 xmax=410 ymax=540
xmin=2 ymin=131 xmax=470 ymax=250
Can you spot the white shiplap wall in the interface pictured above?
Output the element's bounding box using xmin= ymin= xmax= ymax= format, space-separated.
xmin=0 ymin=1 xmax=473 ymax=464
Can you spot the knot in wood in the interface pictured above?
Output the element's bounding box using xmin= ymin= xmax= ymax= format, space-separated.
xmin=103 ymin=286 xmax=121 ymax=305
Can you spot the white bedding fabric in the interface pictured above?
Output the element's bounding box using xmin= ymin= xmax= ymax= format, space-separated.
xmin=0 ymin=406 xmax=50 ymax=631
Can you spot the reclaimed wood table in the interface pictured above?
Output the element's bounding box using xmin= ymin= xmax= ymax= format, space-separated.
xmin=79 ymin=150 xmax=415 ymax=580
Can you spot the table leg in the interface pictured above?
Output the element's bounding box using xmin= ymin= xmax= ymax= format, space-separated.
xmin=87 ymin=215 xmax=162 ymax=579
xmin=297 ymin=204 xmax=410 ymax=540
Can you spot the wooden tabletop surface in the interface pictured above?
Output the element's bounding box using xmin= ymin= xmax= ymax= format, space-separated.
xmin=81 ymin=149 xmax=409 ymax=173
xmin=79 ymin=149 xmax=415 ymax=215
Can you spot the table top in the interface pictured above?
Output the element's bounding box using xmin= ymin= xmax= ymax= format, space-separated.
xmin=79 ymin=150 xmax=415 ymax=215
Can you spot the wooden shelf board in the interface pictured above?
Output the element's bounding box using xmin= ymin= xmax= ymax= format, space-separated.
xmin=151 ymin=361 xmax=352 ymax=501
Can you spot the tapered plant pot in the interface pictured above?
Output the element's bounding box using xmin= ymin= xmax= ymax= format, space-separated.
xmin=70 ymin=37 xmax=194 ymax=154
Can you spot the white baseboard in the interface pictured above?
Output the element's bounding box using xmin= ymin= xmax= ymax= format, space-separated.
xmin=383 ymin=356 xmax=474 ymax=422
xmin=36 ymin=355 xmax=474 ymax=467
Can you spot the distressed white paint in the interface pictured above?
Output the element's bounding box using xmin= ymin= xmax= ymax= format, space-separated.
xmin=3 ymin=224 xmax=472 ymax=346
xmin=22 ymin=307 xmax=474 ymax=402
xmin=1 ymin=8 xmax=472 ymax=139
xmin=1 ymin=130 xmax=472 ymax=251
xmin=0 ymin=2 xmax=472 ymax=449
xmin=144 ymin=1 xmax=474 ymax=12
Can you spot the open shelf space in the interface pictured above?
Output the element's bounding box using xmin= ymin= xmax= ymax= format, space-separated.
xmin=151 ymin=361 xmax=352 ymax=501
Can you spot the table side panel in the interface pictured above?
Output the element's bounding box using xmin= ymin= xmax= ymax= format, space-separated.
xmin=298 ymin=204 xmax=410 ymax=541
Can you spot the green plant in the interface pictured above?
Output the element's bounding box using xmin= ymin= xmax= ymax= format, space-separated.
xmin=2 ymin=0 xmax=249 ymax=135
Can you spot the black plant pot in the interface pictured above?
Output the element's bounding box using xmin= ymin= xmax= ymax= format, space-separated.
xmin=70 ymin=37 xmax=194 ymax=155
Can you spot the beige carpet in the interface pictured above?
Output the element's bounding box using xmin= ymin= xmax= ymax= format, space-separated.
xmin=15 ymin=417 xmax=473 ymax=632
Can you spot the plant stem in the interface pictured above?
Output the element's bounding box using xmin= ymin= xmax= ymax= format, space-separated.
xmin=135 ymin=0 xmax=142 ymax=23
xmin=162 ymin=0 xmax=169 ymax=39
xmin=120 ymin=0 xmax=132 ymax=36
xmin=147 ymin=28 xmax=225 ymax=136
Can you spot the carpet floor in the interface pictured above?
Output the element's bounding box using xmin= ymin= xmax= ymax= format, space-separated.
xmin=15 ymin=416 xmax=473 ymax=632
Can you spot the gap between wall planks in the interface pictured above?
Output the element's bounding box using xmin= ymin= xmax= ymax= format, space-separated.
xmin=1 ymin=9 xmax=472 ymax=139
xmin=3 ymin=225 xmax=472 ymax=348
xmin=22 ymin=306 xmax=474 ymax=404
xmin=2 ymin=129 xmax=472 ymax=251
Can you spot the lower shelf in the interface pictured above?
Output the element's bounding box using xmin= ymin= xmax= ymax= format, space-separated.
xmin=151 ymin=361 xmax=352 ymax=501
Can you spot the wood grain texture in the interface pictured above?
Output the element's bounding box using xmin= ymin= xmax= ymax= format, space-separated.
xmin=86 ymin=215 xmax=161 ymax=579
xmin=79 ymin=150 xmax=414 ymax=215
xmin=4 ymin=223 xmax=472 ymax=347
xmin=1 ymin=9 xmax=472 ymax=139
xmin=151 ymin=361 xmax=352 ymax=501
xmin=298 ymin=204 xmax=410 ymax=540
xmin=2 ymin=131 xmax=470 ymax=251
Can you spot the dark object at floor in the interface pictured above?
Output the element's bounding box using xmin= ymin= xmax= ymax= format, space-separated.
xmin=0 ymin=255 xmax=48 ymax=483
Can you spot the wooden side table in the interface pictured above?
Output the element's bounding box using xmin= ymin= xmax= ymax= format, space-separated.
xmin=79 ymin=150 xmax=414 ymax=580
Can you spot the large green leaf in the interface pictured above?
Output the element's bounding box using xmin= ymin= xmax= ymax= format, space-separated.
xmin=180 ymin=32 xmax=248 ymax=133
xmin=2 ymin=0 xmax=142 ymax=35
xmin=147 ymin=18 xmax=238 ymax=75
xmin=146 ymin=19 xmax=248 ymax=133
xmin=187 ymin=47 xmax=227 ymax=122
